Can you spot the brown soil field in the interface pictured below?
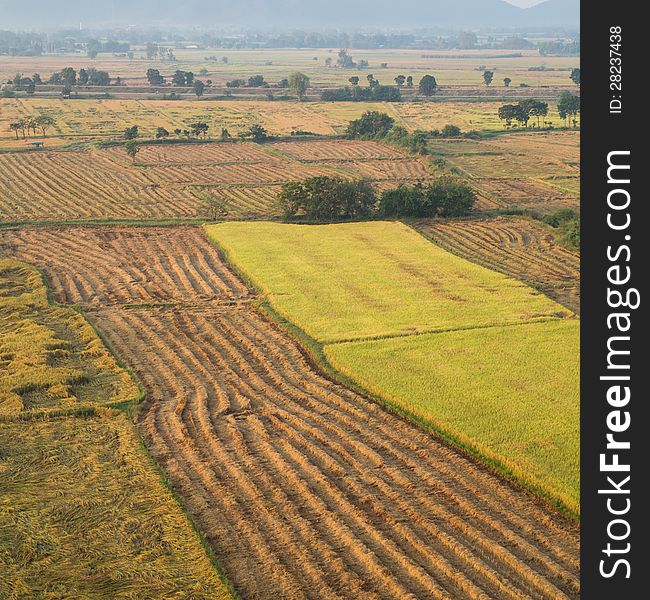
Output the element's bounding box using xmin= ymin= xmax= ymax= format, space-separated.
xmin=414 ymin=217 xmax=580 ymax=313
xmin=0 ymin=225 xmax=579 ymax=599
xmin=0 ymin=140 xmax=433 ymax=223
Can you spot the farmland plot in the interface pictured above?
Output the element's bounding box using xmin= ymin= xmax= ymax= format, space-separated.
xmin=428 ymin=131 xmax=580 ymax=213
xmin=0 ymin=140 xmax=432 ymax=222
xmin=207 ymin=221 xmax=579 ymax=513
xmin=414 ymin=217 xmax=580 ymax=312
xmin=0 ymin=259 xmax=232 ymax=599
xmin=0 ymin=225 xmax=579 ymax=599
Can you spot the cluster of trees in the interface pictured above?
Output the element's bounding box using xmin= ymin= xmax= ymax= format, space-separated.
xmin=47 ymin=67 xmax=112 ymax=89
xmin=380 ymin=178 xmax=476 ymax=218
xmin=499 ymin=93 xmax=580 ymax=129
xmin=346 ymin=111 xmax=428 ymax=154
xmin=145 ymin=43 xmax=176 ymax=61
xmin=278 ymin=175 xmax=475 ymax=221
xmin=279 ymin=177 xmax=376 ymax=220
xmin=497 ymin=99 xmax=550 ymax=128
xmin=146 ymin=68 xmax=208 ymax=97
xmin=557 ymin=92 xmax=580 ymax=127
xmin=321 ymin=74 xmax=437 ymax=103
xmin=8 ymin=115 xmax=56 ymax=139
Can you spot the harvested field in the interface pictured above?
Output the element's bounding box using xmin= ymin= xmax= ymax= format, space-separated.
xmin=414 ymin=217 xmax=580 ymax=313
xmin=0 ymin=150 xmax=202 ymax=222
xmin=193 ymin=186 xmax=281 ymax=219
xmin=0 ymin=140 xmax=431 ymax=223
xmin=269 ymin=140 xmax=409 ymax=161
xmin=0 ymin=227 xmax=251 ymax=306
xmin=474 ymin=178 xmax=577 ymax=212
xmin=104 ymin=140 xmax=274 ymax=166
xmin=0 ymin=225 xmax=580 ymax=599
xmin=427 ymin=131 xmax=580 ymax=213
xmin=0 ymin=415 xmax=232 ymax=600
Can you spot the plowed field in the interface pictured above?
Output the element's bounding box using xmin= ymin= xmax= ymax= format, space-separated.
xmin=414 ymin=217 xmax=580 ymax=313
xmin=0 ymin=225 xmax=579 ymax=599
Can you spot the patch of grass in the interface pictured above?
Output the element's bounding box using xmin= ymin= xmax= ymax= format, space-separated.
xmin=206 ymin=220 xmax=572 ymax=344
xmin=325 ymin=319 xmax=580 ymax=516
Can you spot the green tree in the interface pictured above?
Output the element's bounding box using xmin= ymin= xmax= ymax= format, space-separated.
xmin=569 ymin=68 xmax=580 ymax=86
xmin=124 ymin=125 xmax=139 ymax=140
xmin=346 ymin=111 xmax=395 ymax=139
xmin=483 ymin=70 xmax=494 ymax=86
xmin=60 ymin=67 xmax=77 ymax=87
xmin=35 ymin=114 xmax=55 ymax=136
xmin=193 ymin=79 xmax=206 ymax=97
xmin=155 ymin=127 xmax=170 ymax=139
xmin=503 ymin=77 xmax=512 ymax=87
xmin=394 ymin=75 xmax=406 ymax=87
xmin=427 ymin=176 xmax=476 ymax=217
xmin=418 ymin=75 xmax=438 ymax=96
xmin=239 ymin=124 xmax=270 ymax=142
xmin=288 ymin=72 xmax=310 ymax=101
xmin=124 ymin=140 xmax=139 ymax=163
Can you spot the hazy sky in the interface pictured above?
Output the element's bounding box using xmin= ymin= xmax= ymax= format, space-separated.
xmin=505 ymin=0 xmax=544 ymax=7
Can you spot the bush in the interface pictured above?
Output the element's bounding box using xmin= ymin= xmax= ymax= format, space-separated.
xmin=278 ymin=177 xmax=376 ymax=221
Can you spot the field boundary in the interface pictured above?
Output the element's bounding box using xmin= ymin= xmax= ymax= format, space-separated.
xmin=205 ymin=226 xmax=579 ymax=522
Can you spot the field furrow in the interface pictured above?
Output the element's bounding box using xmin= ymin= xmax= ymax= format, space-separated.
xmin=0 ymin=225 xmax=579 ymax=599
xmin=414 ymin=217 xmax=580 ymax=313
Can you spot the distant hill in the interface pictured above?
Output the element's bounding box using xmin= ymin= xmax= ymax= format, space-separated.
xmin=0 ymin=0 xmax=579 ymax=30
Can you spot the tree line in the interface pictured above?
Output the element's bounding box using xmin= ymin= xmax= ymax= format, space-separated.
xmin=497 ymin=92 xmax=580 ymax=129
xmin=278 ymin=176 xmax=475 ymax=222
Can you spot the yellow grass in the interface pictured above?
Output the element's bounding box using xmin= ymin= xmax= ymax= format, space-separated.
xmin=0 ymin=413 xmax=232 ymax=599
xmin=0 ymin=259 xmax=137 ymax=416
xmin=1 ymin=97 xmax=570 ymax=149
xmin=206 ymin=220 xmax=572 ymax=344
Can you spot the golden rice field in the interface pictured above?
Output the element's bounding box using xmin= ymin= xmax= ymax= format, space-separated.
xmin=206 ymin=220 xmax=579 ymax=515
xmin=0 ymin=140 xmax=432 ymax=223
xmin=207 ymin=221 xmax=572 ymax=343
xmin=428 ymin=130 xmax=580 ymax=213
xmin=414 ymin=217 xmax=581 ymax=313
xmin=0 ymin=258 xmax=137 ymax=417
xmin=0 ymin=97 xmax=571 ymax=150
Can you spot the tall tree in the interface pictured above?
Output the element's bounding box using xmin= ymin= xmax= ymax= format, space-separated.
xmin=288 ymin=72 xmax=310 ymax=101
xmin=125 ymin=140 xmax=139 ymax=163
xmin=483 ymin=70 xmax=494 ymax=86
xmin=418 ymin=75 xmax=438 ymax=96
